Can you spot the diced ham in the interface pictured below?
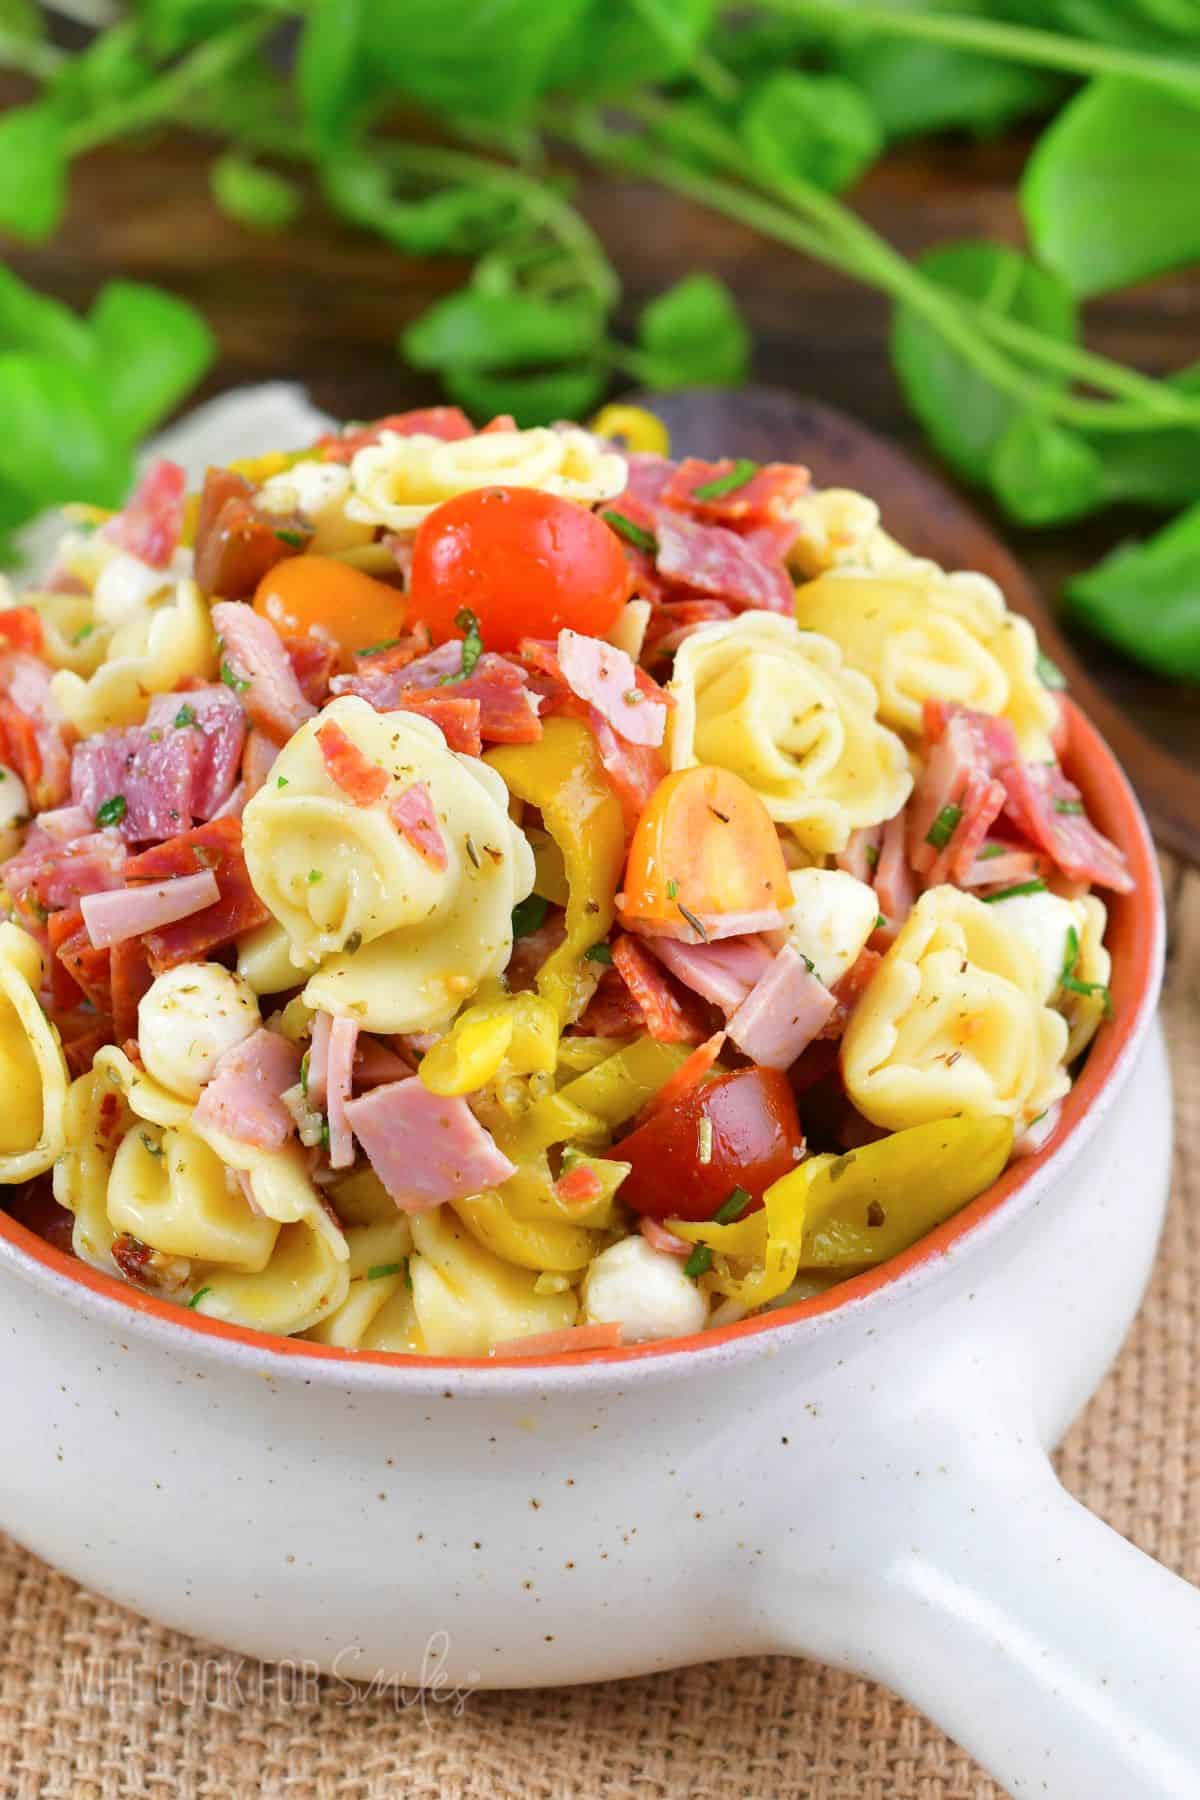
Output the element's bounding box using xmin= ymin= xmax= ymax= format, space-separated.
xmin=313 ymin=407 xmax=475 ymax=464
xmin=960 ymin=847 xmax=1048 ymax=889
xmin=726 ymin=944 xmax=837 ymax=1069
xmin=610 ymin=934 xmax=710 ymax=1045
xmin=0 ymin=608 xmax=44 ymax=655
xmin=36 ymin=804 xmax=94 ymax=842
xmin=193 ymin=1028 xmax=302 ymax=1152
xmin=646 ymin=934 xmax=775 ymax=1017
xmin=241 ymin=730 xmax=278 ymax=798
xmin=557 ymin=630 xmax=666 ymax=747
xmin=316 ymin=719 xmax=389 ymax=805
xmin=80 ymin=871 xmax=220 ymax=948
xmin=661 ymin=458 xmax=810 ymax=527
xmin=210 ymin=780 xmax=246 ymax=822
xmin=393 ymin=691 xmax=482 ymax=756
xmin=124 ymin=817 xmax=270 ymax=971
xmin=907 ymin=711 xmax=1006 ymax=886
xmin=211 ymin=601 xmax=315 ymax=744
xmin=194 ymin=468 xmax=312 ymax=598
xmin=838 ymin=824 xmax=883 ymax=886
xmin=342 ymin=1078 xmax=516 ymax=1211
xmin=326 ymin=1015 xmax=358 ymax=1170
xmin=874 ymin=809 xmax=914 ymax=935
xmin=146 ymin=684 xmax=246 ymax=820
xmin=70 ymin=722 xmax=199 ymax=845
xmin=491 ymin=1321 xmax=624 ymax=1358
xmin=389 ymin=781 xmax=447 ymax=870
xmin=654 ymin=512 xmax=793 ymax=613
xmin=306 ymin=1008 xmax=331 ymax=1109
xmin=103 ymin=459 xmax=186 ymax=568
xmin=640 ymin=1216 xmax=692 ymax=1257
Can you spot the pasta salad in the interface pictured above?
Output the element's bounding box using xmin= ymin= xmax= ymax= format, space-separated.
xmin=0 ymin=402 xmax=1131 ymax=1357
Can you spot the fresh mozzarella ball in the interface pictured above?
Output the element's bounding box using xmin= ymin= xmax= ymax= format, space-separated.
xmin=582 ymin=1236 xmax=708 ymax=1344
xmin=0 ymin=764 xmax=29 ymax=859
xmin=258 ymin=460 xmax=374 ymax=555
xmin=92 ymin=550 xmax=182 ymax=629
xmin=987 ymin=890 xmax=1084 ymax=1002
xmin=137 ymin=962 xmax=261 ymax=1100
xmin=783 ymin=867 xmax=879 ymax=987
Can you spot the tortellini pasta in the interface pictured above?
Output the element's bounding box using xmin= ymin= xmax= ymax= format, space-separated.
xmin=189 ymin=1222 xmax=351 ymax=1337
xmin=106 ymin=1122 xmax=279 ymax=1272
xmin=842 ymin=885 xmax=1069 ymax=1131
xmin=786 ymin=486 xmax=915 ymax=579
xmin=668 ymin=613 xmax=911 ymax=855
xmin=53 ymin=1067 xmax=132 ymax=1272
xmin=406 ymin=1207 xmax=577 ymax=1356
xmin=793 ymin=562 xmax=1058 ymax=759
xmin=345 ymin=426 xmax=626 ymax=532
xmin=0 ymin=923 xmax=69 ymax=1182
xmin=243 ymin=696 xmax=535 ymax=1034
xmin=50 ymin=575 xmax=218 ymax=733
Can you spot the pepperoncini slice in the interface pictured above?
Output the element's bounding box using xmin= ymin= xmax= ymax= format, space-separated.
xmin=487 ymin=718 xmax=625 ymax=1026
xmin=589 ymin=404 xmax=671 ymax=457
xmin=419 ymin=986 xmax=558 ymax=1098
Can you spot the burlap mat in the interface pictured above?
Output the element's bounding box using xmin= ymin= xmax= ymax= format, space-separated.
xmin=1 ymin=856 xmax=1194 ymax=1800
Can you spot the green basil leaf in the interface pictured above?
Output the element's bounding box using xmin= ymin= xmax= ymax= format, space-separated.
xmin=322 ymin=152 xmax=517 ymax=256
xmin=891 ymin=240 xmax=1076 ymax=487
xmin=1082 ymin=363 xmax=1200 ymax=510
xmin=369 ymin=0 xmax=590 ymax=123
xmin=87 ymin=282 xmax=215 ymax=444
xmin=836 ymin=37 xmax=1062 ymax=142
xmin=138 ymin=0 xmax=269 ymax=55
xmin=987 ymin=413 xmax=1105 ymax=526
xmin=297 ymin=0 xmax=373 ymax=144
xmin=0 ymin=0 xmax=44 ymax=40
xmin=1022 ymin=78 xmax=1200 ymax=298
xmin=0 ymin=353 xmax=131 ymax=510
xmin=545 ymin=0 xmax=717 ymax=97
xmin=1065 ymin=502 xmax=1200 ymax=680
xmin=443 ymin=364 xmax=607 ymax=429
xmin=210 ymin=151 xmax=303 ymax=233
xmin=404 ymin=288 xmax=603 ymax=375
xmin=634 ymin=274 xmax=749 ymax=390
xmin=0 ymin=264 xmax=92 ymax=363
xmin=740 ymin=70 xmax=882 ymax=195
xmin=0 ymin=103 xmax=66 ymax=243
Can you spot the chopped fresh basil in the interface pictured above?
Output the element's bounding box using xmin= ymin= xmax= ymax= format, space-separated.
xmin=925 ymin=802 xmax=963 ymax=850
xmin=982 ymin=879 xmax=1048 ymax=902
xmin=274 ymin=526 xmax=305 ymax=548
xmin=174 ymin=703 xmax=198 ymax=728
xmin=95 ymin=794 xmax=126 ymax=827
xmin=187 ymin=1287 xmax=213 ymax=1310
xmin=511 ymin=893 xmax=550 ymax=939
xmin=684 ymin=1244 xmax=713 ymax=1280
xmin=220 ymin=661 xmax=250 ymax=693
xmin=602 ymin=509 xmax=656 ymax=553
xmin=367 ymin=1262 xmax=404 ymax=1281
xmin=691 ymin=458 xmax=757 ymax=502
xmin=1055 ymin=798 xmax=1085 ymax=815
xmin=712 ymin=1185 xmax=751 ymax=1224
xmin=584 ymin=941 xmax=613 ymax=964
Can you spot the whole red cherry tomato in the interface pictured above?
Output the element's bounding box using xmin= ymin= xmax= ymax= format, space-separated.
xmin=611 ymin=1067 xmax=806 ymax=1223
xmin=408 ymin=487 xmax=631 ymax=653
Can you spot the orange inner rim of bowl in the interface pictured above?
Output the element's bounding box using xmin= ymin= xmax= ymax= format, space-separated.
xmin=0 ymin=698 xmax=1161 ymax=1371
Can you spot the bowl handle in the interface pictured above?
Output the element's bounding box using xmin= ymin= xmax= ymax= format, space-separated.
xmin=773 ymin=1419 xmax=1200 ymax=1796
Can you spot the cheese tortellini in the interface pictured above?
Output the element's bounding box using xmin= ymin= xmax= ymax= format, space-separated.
xmin=793 ymin=563 xmax=1058 ymax=759
xmin=842 ymin=886 xmax=1069 ymax=1132
xmin=243 ymin=696 xmax=535 ymax=1034
xmin=668 ymin=613 xmax=911 ymax=855
xmin=406 ymin=1207 xmax=577 ymax=1357
xmin=346 ymin=426 xmax=626 ymax=532
xmin=0 ymin=924 xmax=69 ymax=1183
xmin=50 ymin=575 xmax=218 ymax=733
xmin=786 ymin=486 xmax=915 ymax=579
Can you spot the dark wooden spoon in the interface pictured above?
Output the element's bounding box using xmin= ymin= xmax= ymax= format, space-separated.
xmin=626 ymin=384 xmax=1198 ymax=862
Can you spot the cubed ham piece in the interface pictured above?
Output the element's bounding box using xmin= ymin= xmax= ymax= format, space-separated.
xmin=557 ymin=630 xmax=666 ymax=748
xmin=103 ymin=459 xmax=186 ymax=568
xmin=907 ymin=710 xmax=1006 ymax=886
xmin=640 ymin=1216 xmax=692 ymax=1257
xmin=80 ymin=871 xmax=220 ymax=948
xmin=838 ymin=823 xmax=884 ymax=886
xmin=211 ymin=601 xmax=315 ymax=744
xmin=726 ymin=944 xmax=837 ymax=1069
xmin=645 ymin=934 xmax=775 ymax=1017
xmin=193 ymin=1028 xmax=302 ymax=1152
xmin=325 ymin=1015 xmax=358 ymax=1170
xmin=342 ymin=1078 xmax=516 ymax=1211
xmin=146 ymin=684 xmax=246 ymax=820
xmin=124 ymin=816 xmax=270 ymax=971
xmin=241 ymin=730 xmax=278 ymax=798
xmin=874 ymin=809 xmax=914 ymax=936
xmin=654 ymin=512 xmax=793 ymax=613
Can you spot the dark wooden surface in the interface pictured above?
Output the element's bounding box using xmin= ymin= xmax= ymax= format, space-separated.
xmin=4 ymin=125 xmax=1199 ymax=837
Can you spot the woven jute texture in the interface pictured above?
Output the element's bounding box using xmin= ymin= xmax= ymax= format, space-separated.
xmin=1 ymin=856 xmax=1195 ymax=1800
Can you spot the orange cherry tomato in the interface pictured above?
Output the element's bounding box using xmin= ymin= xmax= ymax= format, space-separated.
xmin=408 ymin=487 xmax=631 ymax=653
xmin=620 ymin=765 xmax=792 ymax=937
xmin=612 ymin=1067 xmax=805 ymax=1222
xmin=253 ymin=555 xmax=408 ymax=663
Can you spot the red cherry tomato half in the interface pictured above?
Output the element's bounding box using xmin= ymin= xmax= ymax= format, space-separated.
xmin=408 ymin=487 xmax=631 ymax=653
xmin=612 ymin=1067 xmax=806 ymax=1223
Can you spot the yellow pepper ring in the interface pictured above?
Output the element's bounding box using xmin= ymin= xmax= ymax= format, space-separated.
xmin=589 ymin=404 xmax=671 ymax=458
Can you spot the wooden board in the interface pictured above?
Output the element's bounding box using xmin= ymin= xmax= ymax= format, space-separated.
xmin=627 ymin=384 xmax=1200 ymax=859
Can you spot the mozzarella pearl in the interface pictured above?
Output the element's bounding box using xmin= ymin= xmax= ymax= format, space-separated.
xmin=137 ymin=962 xmax=261 ymax=1100
xmin=582 ymin=1236 xmax=708 ymax=1344
xmin=784 ymin=866 xmax=879 ymax=987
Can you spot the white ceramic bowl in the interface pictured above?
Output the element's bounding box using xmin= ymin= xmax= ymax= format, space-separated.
xmin=0 ymin=697 xmax=1185 ymax=1799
